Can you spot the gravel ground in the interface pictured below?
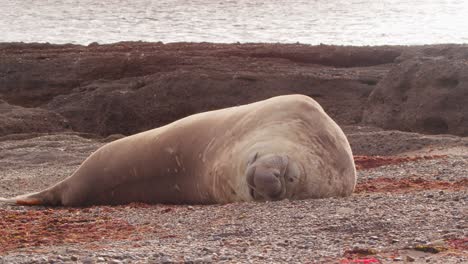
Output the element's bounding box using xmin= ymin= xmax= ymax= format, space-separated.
xmin=0 ymin=126 xmax=467 ymax=263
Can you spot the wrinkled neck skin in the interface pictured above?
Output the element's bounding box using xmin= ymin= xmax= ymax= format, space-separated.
xmin=208 ymin=132 xmax=355 ymax=204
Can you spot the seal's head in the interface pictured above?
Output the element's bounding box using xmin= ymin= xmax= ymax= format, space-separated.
xmin=245 ymin=152 xmax=301 ymax=201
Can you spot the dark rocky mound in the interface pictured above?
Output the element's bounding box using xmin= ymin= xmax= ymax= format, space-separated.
xmin=363 ymin=55 xmax=468 ymax=136
xmin=1 ymin=42 xmax=467 ymax=137
xmin=1 ymin=42 xmax=395 ymax=136
xmin=46 ymin=69 xmax=376 ymax=136
xmin=0 ymin=100 xmax=69 ymax=136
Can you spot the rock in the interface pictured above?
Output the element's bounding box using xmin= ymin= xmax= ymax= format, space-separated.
xmin=1 ymin=42 xmax=395 ymax=136
xmin=46 ymin=68 xmax=373 ymax=136
xmin=0 ymin=99 xmax=70 ymax=136
xmin=364 ymin=54 xmax=468 ymax=136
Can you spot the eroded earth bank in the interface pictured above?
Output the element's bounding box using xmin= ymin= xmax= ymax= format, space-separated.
xmin=0 ymin=43 xmax=467 ymax=263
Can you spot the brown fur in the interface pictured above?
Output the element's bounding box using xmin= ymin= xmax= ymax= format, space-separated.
xmin=1 ymin=94 xmax=356 ymax=206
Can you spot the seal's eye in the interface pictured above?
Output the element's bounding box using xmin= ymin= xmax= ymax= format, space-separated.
xmin=288 ymin=177 xmax=294 ymax=182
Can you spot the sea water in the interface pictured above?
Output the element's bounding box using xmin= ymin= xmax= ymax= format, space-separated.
xmin=1 ymin=0 xmax=467 ymax=45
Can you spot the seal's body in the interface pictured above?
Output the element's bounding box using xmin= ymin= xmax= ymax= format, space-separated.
xmin=0 ymin=95 xmax=356 ymax=206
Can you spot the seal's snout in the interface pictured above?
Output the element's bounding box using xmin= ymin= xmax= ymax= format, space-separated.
xmin=253 ymin=169 xmax=282 ymax=199
xmin=245 ymin=153 xmax=289 ymax=201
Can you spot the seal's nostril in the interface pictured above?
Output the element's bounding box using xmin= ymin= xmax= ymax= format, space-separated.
xmin=273 ymin=171 xmax=280 ymax=178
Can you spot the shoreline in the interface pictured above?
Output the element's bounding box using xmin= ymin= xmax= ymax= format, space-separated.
xmin=2 ymin=40 xmax=467 ymax=46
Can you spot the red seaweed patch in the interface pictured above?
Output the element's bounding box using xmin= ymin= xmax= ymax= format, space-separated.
xmin=341 ymin=248 xmax=379 ymax=263
xmin=447 ymin=238 xmax=468 ymax=251
xmin=355 ymin=177 xmax=468 ymax=193
xmin=0 ymin=206 xmax=155 ymax=254
xmin=354 ymin=155 xmax=446 ymax=170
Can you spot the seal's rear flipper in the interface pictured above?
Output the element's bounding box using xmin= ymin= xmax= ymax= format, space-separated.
xmin=0 ymin=194 xmax=45 ymax=206
xmin=15 ymin=197 xmax=43 ymax=206
xmin=0 ymin=197 xmax=18 ymax=205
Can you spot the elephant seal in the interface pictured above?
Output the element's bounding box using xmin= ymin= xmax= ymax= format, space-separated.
xmin=0 ymin=94 xmax=356 ymax=206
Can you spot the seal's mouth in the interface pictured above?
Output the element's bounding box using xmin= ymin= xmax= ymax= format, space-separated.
xmin=249 ymin=185 xmax=256 ymax=199
xmin=246 ymin=166 xmax=257 ymax=199
xmin=247 ymin=182 xmax=265 ymax=200
xmin=248 ymin=183 xmax=261 ymax=199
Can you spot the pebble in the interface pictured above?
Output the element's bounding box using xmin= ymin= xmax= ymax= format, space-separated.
xmin=81 ymin=257 xmax=95 ymax=264
xmin=160 ymin=256 xmax=174 ymax=264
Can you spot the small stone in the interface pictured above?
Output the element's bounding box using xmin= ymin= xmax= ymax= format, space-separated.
xmin=430 ymin=239 xmax=446 ymax=246
xmin=195 ymin=256 xmax=213 ymax=263
xmin=370 ymin=236 xmax=379 ymax=240
xmin=406 ymin=255 xmax=415 ymax=262
xmin=108 ymin=260 xmax=122 ymax=264
xmin=82 ymin=257 xmax=95 ymax=264
xmin=393 ymin=256 xmax=403 ymax=261
xmin=70 ymin=256 xmax=78 ymax=261
xmin=415 ymin=238 xmax=427 ymax=244
xmin=161 ymin=256 xmax=174 ymax=264
xmin=202 ymin=247 xmax=214 ymax=253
